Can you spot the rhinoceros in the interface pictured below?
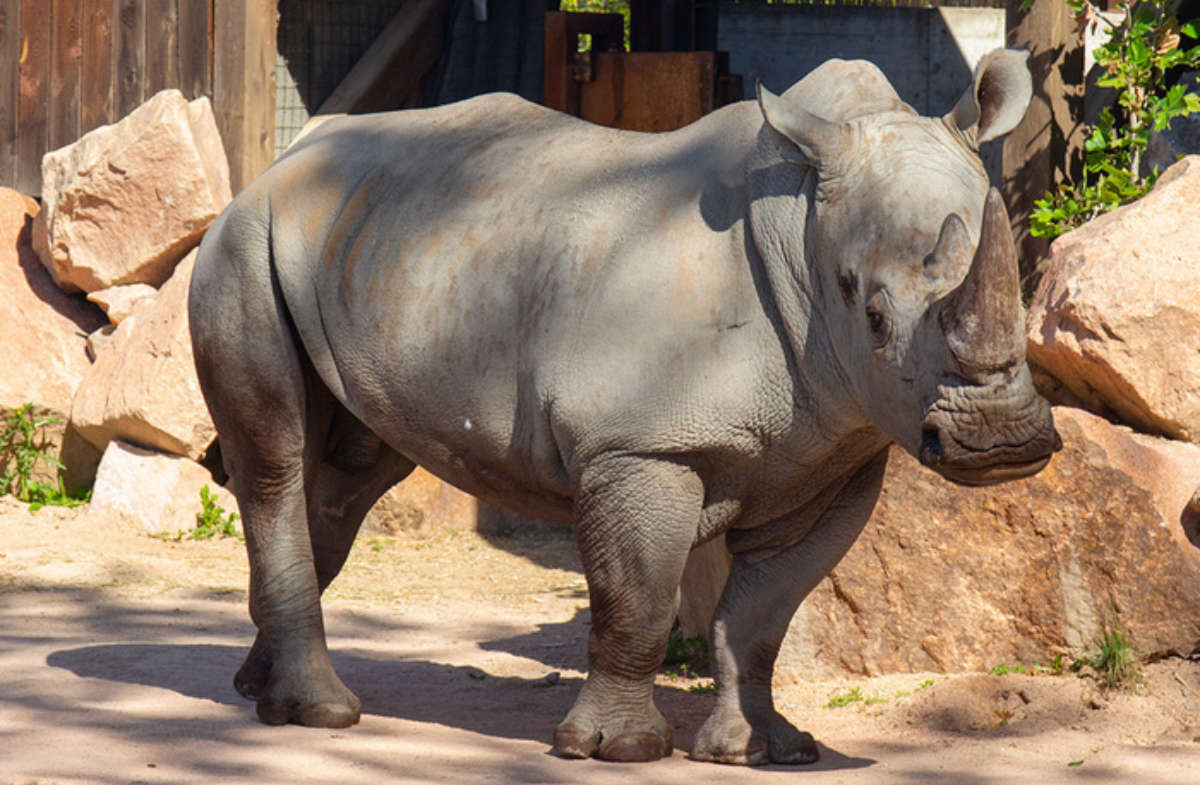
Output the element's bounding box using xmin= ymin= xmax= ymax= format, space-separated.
xmin=189 ymin=48 xmax=1059 ymax=764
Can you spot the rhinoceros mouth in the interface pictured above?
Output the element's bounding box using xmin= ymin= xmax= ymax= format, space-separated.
xmin=918 ymin=423 xmax=1061 ymax=487
xmin=929 ymin=453 xmax=1054 ymax=487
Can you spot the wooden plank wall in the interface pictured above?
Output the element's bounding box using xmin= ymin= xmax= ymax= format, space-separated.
xmin=212 ymin=0 xmax=275 ymax=194
xmin=1 ymin=0 xmax=218 ymax=196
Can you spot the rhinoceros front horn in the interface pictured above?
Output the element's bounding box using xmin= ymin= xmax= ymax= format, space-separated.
xmin=939 ymin=188 xmax=1024 ymax=374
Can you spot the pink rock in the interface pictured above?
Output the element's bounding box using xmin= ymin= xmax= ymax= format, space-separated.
xmin=70 ymin=249 xmax=215 ymax=459
xmin=0 ymin=187 xmax=105 ymax=415
xmin=33 ymin=90 xmax=232 ymax=293
xmin=90 ymin=440 xmax=239 ymax=535
xmin=1027 ymin=156 xmax=1200 ymax=443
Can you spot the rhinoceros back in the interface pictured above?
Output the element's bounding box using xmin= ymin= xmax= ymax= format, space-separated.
xmin=213 ymin=94 xmax=767 ymax=518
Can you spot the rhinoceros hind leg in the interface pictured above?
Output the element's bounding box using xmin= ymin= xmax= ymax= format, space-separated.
xmin=553 ymin=455 xmax=702 ymax=762
xmin=233 ymin=412 xmax=415 ymax=707
xmin=234 ymin=633 xmax=271 ymax=699
xmin=190 ymin=223 xmax=400 ymax=730
xmin=692 ymin=449 xmax=889 ymax=765
xmin=255 ymin=659 xmax=363 ymax=728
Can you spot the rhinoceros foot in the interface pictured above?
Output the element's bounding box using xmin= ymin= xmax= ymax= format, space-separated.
xmin=691 ymin=707 xmax=818 ymax=766
xmin=552 ymin=706 xmax=673 ymax=762
xmin=253 ymin=662 xmax=362 ymax=729
xmin=234 ymin=634 xmax=271 ymax=699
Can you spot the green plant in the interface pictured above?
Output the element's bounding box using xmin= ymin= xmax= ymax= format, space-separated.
xmin=1074 ymin=619 xmax=1139 ymax=689
xmin=663 ymin=621 xmax=709 ymax=671
xmin=989 ymin=662 xmax=1028 ymax=676
xmin=664 ymin=662 xmax=700 ymax=681
xmin=827 ymin=686 xmax=864 ymax=708
xmin=193 ymin=484 xmax=241 ymax=539
xmin=688 ymin=681 xmax=716 ymax=694
xmin=165 ymin=485 xmax=242 ymax=541
xmin=1028 ymin=0 xmax=1200 ymax=238
xmin=0 ymin=404 xmax=89 ymax=509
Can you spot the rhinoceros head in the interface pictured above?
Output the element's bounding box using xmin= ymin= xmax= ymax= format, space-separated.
xmin=754 ymin=49 xmax=1059 ymax=486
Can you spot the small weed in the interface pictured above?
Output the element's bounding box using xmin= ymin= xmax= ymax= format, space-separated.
xmin=863 ymin=693 xmax=889 ymax=706
xmin=989 ymin=663 xmax=1028 ymax=676
xmin=827 ymin=686 xmax=863 ymax=708
xmin=916 ymin=679 xmax=935 ymax=691
xmin=991 ymin=659 xmax=1069 ymax=677
xmin=1068 ymin=760 xmax=1084 ymax=767
xmin=664 ymin=662 xmax=697 ymax=681
xmin=688 ymin=681 xmax=716 ymax=694
xmin=1074 ymin=619 xmax=1139 ymax=690
xmin=0 ymin=404 xmax=89 ymax=508
xmin=894 ymin=690 xmax=911 ymax=699
xmin=192 ymin=485 xmax=242 ymax=539
xmin=663 ymin=621 xmax=709 ymax=671
xmin=161 ymin=485 xmax=242 ymax=541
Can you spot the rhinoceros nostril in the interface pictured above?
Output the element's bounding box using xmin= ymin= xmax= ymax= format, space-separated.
xmin=919 ymin=429 xmax=943 ymax=466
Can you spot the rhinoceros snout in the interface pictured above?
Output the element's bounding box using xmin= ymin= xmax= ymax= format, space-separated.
xmin=918 ymin=398 xmax=1060 ymax=487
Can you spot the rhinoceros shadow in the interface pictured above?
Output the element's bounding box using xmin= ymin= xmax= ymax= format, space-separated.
xmin=45 ymin=632 xmax=870 ymax=770
xmin=47 ymin=641 xmax=583 ymax=743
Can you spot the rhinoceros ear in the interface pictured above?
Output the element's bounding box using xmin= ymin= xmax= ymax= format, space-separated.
xmin=756 ymin=81 xmax=850 ymax=169
xmin=947 ymin=48 xmax=1033 ymax=146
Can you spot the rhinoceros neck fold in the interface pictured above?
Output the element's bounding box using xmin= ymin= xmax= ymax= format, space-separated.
xmin=745 ymin=157 xmax=867 ymax=439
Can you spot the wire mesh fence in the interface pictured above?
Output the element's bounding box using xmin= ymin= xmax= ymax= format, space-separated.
xmin=275 ymin=0 xmax=414 ymax=156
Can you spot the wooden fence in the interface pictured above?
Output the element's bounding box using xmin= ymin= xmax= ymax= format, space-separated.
xmin=0 ymin=0 xmax=274 ymax=196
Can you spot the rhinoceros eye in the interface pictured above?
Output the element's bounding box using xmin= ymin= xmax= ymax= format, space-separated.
xmin=864 ymin=292 xmax=891 ymax=346
xmin=867 ymin=308 xmax=885 ymax=334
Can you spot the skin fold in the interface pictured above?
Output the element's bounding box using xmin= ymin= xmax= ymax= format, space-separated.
xmin=188 ymin=48 xmax=1058 ymax=764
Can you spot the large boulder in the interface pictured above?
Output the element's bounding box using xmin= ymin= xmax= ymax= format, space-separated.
xmin=0 ymin=187 xmax=105 ymax=416
xmin=90 ymin=440 xmax=239 ymax=535
xmin=69 ymin=249 xmax=215 ymax=461
xmin=1026 ymin=156 xmax=1200 ymax=443
xmin=680 ymin=407 xmax=1200 ymax=678
xmin=33 ymin=90 xmax=232 ymax=294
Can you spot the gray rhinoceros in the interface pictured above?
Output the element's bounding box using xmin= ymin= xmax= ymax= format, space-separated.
xmin=189 ymin=48 xmax=1059 ymax=764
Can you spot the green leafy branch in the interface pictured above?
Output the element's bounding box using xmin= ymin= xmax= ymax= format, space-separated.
xmin=1029 ymin=0 xmax=1200 ymax=238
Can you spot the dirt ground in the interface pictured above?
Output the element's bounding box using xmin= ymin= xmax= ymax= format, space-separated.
xmin=2 ymin=495 xmax=1199 ymax=785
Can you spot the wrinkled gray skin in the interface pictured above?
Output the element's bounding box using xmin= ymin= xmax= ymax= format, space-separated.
xmin=189 ymin=49 xmax=1059 ymax=765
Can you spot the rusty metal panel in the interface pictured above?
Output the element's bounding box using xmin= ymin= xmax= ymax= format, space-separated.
xmin=580 ymin=51 xmax=719 ymax=132
xmin=544 ymin=10 xmax=624 ymax=117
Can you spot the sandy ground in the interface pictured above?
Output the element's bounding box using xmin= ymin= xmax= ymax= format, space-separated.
xmin=2 ymin=495 xmax=1199 ymax=785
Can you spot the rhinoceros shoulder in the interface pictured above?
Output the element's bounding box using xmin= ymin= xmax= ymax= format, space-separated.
xmin=782 ymin=59 xmax=915 ymax=122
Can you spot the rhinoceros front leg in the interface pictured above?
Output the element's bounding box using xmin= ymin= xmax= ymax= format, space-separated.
xmin=692 ymin=449 xmax=888 ymax=765
xmin=554 ymin=455 xmax=702 ymax=762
